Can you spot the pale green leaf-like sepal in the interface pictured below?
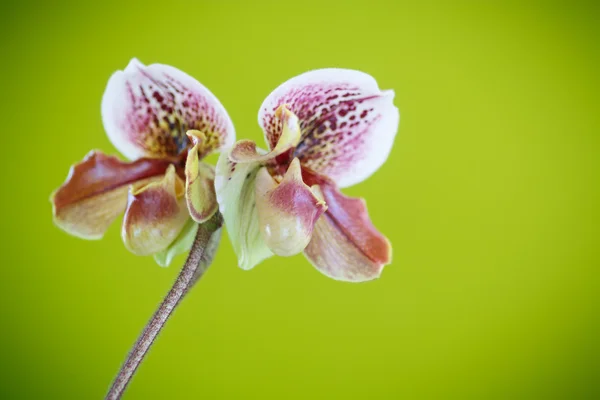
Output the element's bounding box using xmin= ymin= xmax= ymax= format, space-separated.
xmin=215 ymin=149 xmax=273 ymax=270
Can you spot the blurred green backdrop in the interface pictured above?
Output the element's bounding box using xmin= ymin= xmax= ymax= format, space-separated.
xmin=1 ymin=0 xmax=599 ymax=398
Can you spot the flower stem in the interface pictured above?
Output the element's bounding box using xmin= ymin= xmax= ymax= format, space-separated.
xmin=105 ymin=215 xmax=222 ymax=400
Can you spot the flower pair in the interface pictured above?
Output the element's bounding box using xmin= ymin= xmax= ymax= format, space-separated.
xmin=51 ymin=60 xmax=399 ymax=281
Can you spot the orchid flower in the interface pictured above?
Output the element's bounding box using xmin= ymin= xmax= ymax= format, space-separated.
xmin=50 ymin=59 xmax=234 ymax=399
xmin=216 ymin=69 xmax=399 ymax=282
xmin=51 ymin=59 xmax=234 ymax=266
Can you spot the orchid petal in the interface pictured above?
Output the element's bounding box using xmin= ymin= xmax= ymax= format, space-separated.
xmin=51 ymin=151 xmax=172 ymax=239
xmin=230 ymin=106 xmax=300 ymax=164
xmin=102 ymin=58 xmax=235 ymax=160
xmin=255 ymin=158 xmax=327 ymax=256
xmin=304 ymin=213 xmax=388 ymax=282
xmin=214 ymin=150 xmax=273 ymax=269
xmin=258 ymin=69 xmax=399 ymax=188
xmin=122 ymin=165 xmax=190 ymax=255
xmin=302 ymin=175 xmax=391 ymax=282
xmin=185 ymin=144 xmax=218 ymax=223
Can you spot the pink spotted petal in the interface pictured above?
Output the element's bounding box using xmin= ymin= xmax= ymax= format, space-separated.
xmin=122 ymin=165 xmax=190 ymax=255
xmin=255 ymin=158 xmax=327 ymax=256
xmin=102 ymin=58 xmax=235 ymax=160
xmin=258 ymin=69 xmax=399 ymax=188
xmin=302 ymin=170 xmax=391 ymax=282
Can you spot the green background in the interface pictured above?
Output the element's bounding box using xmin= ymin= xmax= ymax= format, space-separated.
xmin=2 ymin=0 xmax=599 ymax=398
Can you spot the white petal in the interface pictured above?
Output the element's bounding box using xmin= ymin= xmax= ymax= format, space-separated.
xmin=258 ymin=68 xmax=399 ymax=188
xmin=102 ymin=58 xmax=235 ymax=160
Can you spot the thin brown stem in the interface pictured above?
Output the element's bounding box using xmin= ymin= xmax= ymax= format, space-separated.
xmin=105 ymin=216 xmax=221 ymax=400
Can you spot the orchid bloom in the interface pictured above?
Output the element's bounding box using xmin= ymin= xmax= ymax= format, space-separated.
xmin=216 ymin=69 xmax=399 ymax=282
xmin=51 ymin=59 xmax=234 ymax=266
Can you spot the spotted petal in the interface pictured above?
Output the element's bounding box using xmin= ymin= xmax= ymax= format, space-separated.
xmin=255 ymin=158 xmax=327 ymax=256
xmin=302 ymin=171 xmax=391 ymax=282
xmin=51 ymin=151 xmax=172 ymax=239
xmin=258 ymin=69 xmax=399 ymax=188
xmin=102 ymin=58 xmax=235 ymax=160
xmin=122 ymin=165 xmax=190 ymax=255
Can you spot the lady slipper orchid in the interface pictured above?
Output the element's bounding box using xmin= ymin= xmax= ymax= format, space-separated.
xmin=51 ymin=59 xmax=234 ymax=266
xmin=216 ymin=69 xmax=399 ymax=282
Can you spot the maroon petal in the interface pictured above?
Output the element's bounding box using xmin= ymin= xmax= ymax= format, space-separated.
xmin=303 ymin=169 xmax=391 ymax=281
xmin=51 ymin=151 xmax=172 ymax=239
